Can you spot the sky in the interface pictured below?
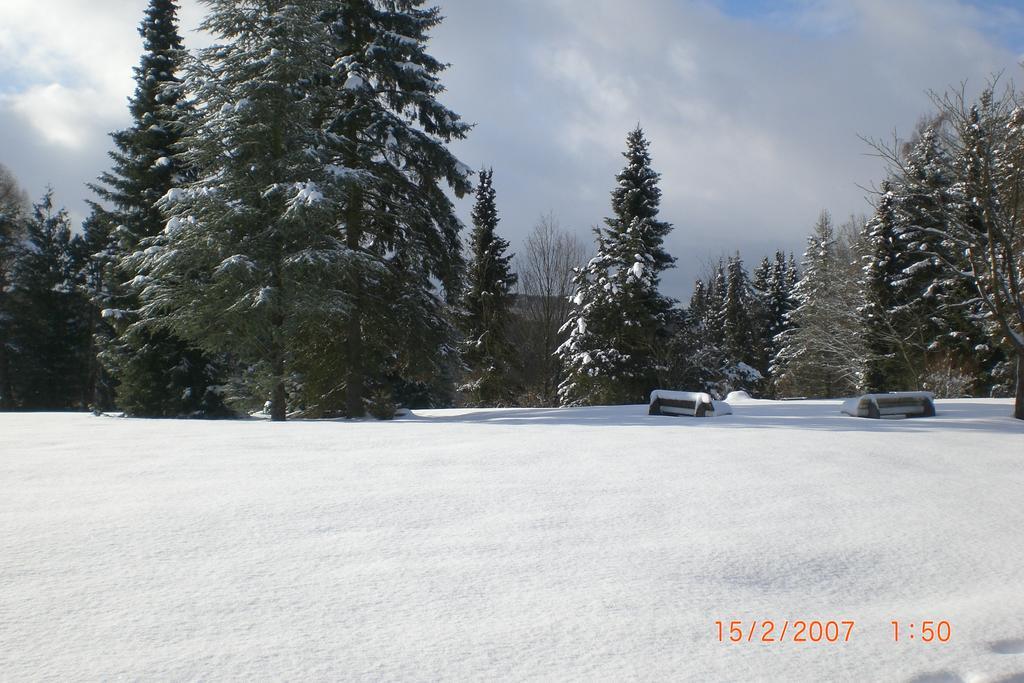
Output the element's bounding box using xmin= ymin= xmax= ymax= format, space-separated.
xmin=1 ymin=0 xmax=1022 ymax=298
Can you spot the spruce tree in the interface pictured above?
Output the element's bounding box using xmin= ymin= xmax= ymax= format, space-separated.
xmin=0 ymin=164 xmax=28 ymax=409
xmin=313 ymin=0 xmax=472 ymax=417
xmin=558 ymin=127 xmax=675 ymax=405
xmin=9 ymin=191 xmax=90 ymax=408
xmin=91 ymin=0 xmax=228 ymax=417
xmin=75 ymin=213 xmax=118 ymax=410
xmin=749 ymin=256 xmax=773 ymax=376
xmin=860 ymin=180 xmax=911 ymax=392
xmin=763 ymin=251 xmax=796 ymax=393
xmin=459 ymin=168 xmax=518 ymax=406
xmin=705 ymin=261 xmax=727 ymax=346
xmin=895 ymin=126 xmax=995 ymax=394
xmin=672 ymin=275 xmax=725 ymax=394
xmin=722 ymin=254 xmax=755 ymax=368
xmin=135 ymin=0 xmax=471 ymax=420
xmin=772 ymin=211 xmax=864 ymax=397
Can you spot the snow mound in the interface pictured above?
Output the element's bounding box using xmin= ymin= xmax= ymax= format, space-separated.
xmin=711 ymin=400 xmax=733 ymax=416
xmin=725 ymin=390 xmax=753 ymax=403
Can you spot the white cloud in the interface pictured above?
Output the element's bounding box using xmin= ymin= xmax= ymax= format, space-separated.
xmin=2 ymin=83 xmax=123 ymax=149
xmin=0 ymin=0 xmax=1020 ymax=295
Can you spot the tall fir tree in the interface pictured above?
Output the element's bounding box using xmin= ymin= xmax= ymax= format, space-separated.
xmin=896 ymin=126 xmax=999 ymax=395
xmin=459 ymin=168 xmax=518 ymax=406
xmin=134 ymin=0 xmax=471 ymax=420
xmin=310 ymin=0 xmax=471 ymax=417
xmin=91 ymin=0 xmax=228 ymax=417
xmin=558 ymin=127 xmax=675 ymax=405
xmin=860 ymin=179 xmax=913 ymax=392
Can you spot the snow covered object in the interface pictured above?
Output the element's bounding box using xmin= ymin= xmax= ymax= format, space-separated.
xmin=648 ymin=390 xmax=732 ymax=417
xmin=558 ymin=127 xmax=675 ymax=406
xmin=458 ymin=168 xmax=518 ymax=406
xmin=841 ymin=391 xmax=936 ymax=419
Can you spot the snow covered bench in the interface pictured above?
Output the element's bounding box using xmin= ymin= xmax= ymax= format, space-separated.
xmin=841 ymin=392 xmax=936 ymax=419
xmin=648 ymin=390 xmax=732 ymax=417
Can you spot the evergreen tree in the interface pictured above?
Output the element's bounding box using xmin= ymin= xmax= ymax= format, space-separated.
xmin=705 ymin=261 xmax=727 ymax=344
xmin=91 ymin=0 xmax=228 ymax=417
xmin=75 ymin=213 xmax=118 ymax=410
xmin=760 ymin=251 xmax=797 ymax=394
xmin=558 ymin=127 xmax=675 ymax=405
xmin=749 ymin=255 xmax=773 ymax=376
xmin=311 ymin=0 xmax=472 ymax=417
xmin=672 ymin=274 xmax=725 ymax=394
xmin=9 ymin=191 xmax=90 ymax=408
xmin=722 ymin=254 xmax=755 ymax=367
xmin=772 ymin=211 xmax=865 ymax=397
xmin=459 ymin=168 xmax=518 ymax=406
xmin=0 ymin=164 xmax=28 ymax=409
xmin=896 ymin=126 xmax=999 ymax=395
xmin=860 ymin=179 xmax=915 ymax=392
xmin=134 ymin=0 xmax=471 ymax=420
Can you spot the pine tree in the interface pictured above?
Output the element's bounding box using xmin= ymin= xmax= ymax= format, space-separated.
xmin=90 ymin=0 xmax=228 ymax=417
xmin=860 ymin=179 xmax=913 ymax=392
xmin=312 ymin=0 xmax=472 ymax=417
xmin=722 ymin=254 xmax=755 ymax=368
xmin=459 ymin=168 xmax=518 ymax=406
xmin=896 ymin=126 xmax=998 ymax=395
xmin=134 ymin=0 xmax=471 ymax=420
xmin=772 ymin=211 xmax=865 ymax=397
xmin=9 ymin=191 xmax=90 ymax=408
xmin=75 ymin=213 xmax=118 ymax=410
xmin=671 ymin=274 xmax=725 ymax=394
xmin=705 ymin=261 xmax=727 ymax=345
xmin=0 ymin=164 xmax=28 ymax=409
xmin=558 ymin=127 xmax=675 ymax=405
xmin=749 ymin=256 xmax=773 ymax=376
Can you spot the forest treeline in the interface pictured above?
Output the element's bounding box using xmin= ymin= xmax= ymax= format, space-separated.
xmin=1 ymin=0 xmax=1021 ymax=419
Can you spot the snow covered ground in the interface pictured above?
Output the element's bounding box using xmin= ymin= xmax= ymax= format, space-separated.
xmin=1 ymin=399 xmax=1023 ymax=681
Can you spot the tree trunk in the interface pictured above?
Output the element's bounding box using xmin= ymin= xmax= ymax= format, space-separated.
xmin=345 ymin=311 xmax=364 ymax=418
xmin=0 ymin=336 xmax=11 ymax=409
xmin=271 ymin=378 xmax=287 ymax=422
xmin=344 ymin=185 xmax=365 ymax=418
xmin=1015 ymin=350 xmax=1024 ymax=421
xmin=269 ymin=276 xmax=287 ymax=422
xmin=270 ymin=341 xmax=286 ymax=422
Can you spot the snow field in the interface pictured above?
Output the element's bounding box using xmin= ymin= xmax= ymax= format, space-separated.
xmin=1 ymin=400 xmax=1023 ymax=681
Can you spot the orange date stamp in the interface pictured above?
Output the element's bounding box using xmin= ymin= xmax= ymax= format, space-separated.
xmin=715 ymin=619 xmax=953 ymax=643
xmin=715 ymin=619 xmax=856 ymax=643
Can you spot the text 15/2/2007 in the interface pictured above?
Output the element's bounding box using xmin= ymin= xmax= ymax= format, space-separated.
xmin=714 ymin=620 xmax=952 ymax=644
